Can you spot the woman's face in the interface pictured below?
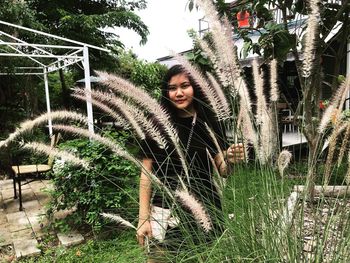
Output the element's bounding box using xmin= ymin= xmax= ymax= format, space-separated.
xmin=167 ymin=73 xmax=195 ymax=114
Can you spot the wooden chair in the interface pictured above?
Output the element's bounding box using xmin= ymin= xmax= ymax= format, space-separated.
xmin=11 ymin=133 xmax=60 ymax=211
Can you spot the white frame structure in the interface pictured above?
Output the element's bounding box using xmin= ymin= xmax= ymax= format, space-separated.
xmin=0 ymin=20 xmax=110 ymax=135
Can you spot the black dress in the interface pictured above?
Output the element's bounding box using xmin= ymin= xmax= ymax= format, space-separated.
xmin=140 ymin=115 xmax=226 ymax=218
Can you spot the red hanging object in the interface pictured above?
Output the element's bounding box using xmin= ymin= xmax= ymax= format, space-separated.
xmin=237 ymin=10 xmax=250 ymax=28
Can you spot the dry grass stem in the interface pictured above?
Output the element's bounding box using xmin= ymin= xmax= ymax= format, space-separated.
xmin=319 ymin=77 xmax=350 ymax=133
xmin=277 ymin=150 xmax=292 ymax=177
xmin=101 ymin=213 xmax=136 ymax=229
xmin=270 ymin=59 xmax=279 ymax=102
xmin=337 ymin=123 xmax=350 ymax=167
xmin=302 ymin=0 xmax=320 ymax=77
xmin=239 ymin=105 xmax=258 ymax=150
xmin=127 ymin=107 xmax=167 ymax=149
xmin=52 ymin=124 xmax=138 ymax=166
xmin=175 ymin=189 xmax=212 ymax=232
xmin=24 ymin=142 xmax=88 ymax=168
xmin=74 ymin=88 xmax=167 ymax=148
xmin=204 ymin=123 xmax=224 ymax=157
xmin=0 ymin=111 xmax=87 ymax=148
xmin=196 ymin=0 xmax=244 ymax=93
xmin=252 ymin=59 xmax=267 ymax=125
xmin=324 ymin=123 xmax=347 ymax=185
xmin=345 ymin=153 xmax=350 ymax=185
xmin=206 ymin=148 xmax=225 ymax=197
xmin=237 ymin=77 xmax=253 ymax=113
xmin=196 ymin=39 xmax=226 ymax=85
xmin=73 ymin=89 xmax=145 ymax=139
xmin=259 ymin=112 xmax=274 ymax=164
xmin=206 ymin=72 xmax=231 ymax=119
xmin=72 ymin=93 xmax=130 ymax=128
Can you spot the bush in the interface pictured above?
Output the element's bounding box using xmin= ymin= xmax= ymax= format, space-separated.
xmin=48 ymin=129 xmax=140 ymax=232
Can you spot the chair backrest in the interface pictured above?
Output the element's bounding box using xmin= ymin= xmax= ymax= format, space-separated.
xmin=47 ymin=133 xmax=61 ymax=167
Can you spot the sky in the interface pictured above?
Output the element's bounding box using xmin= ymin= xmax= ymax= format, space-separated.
xmin=114 ymin=0 xmax=204 ymax=62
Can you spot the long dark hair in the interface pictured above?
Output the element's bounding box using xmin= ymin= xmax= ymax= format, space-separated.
xmin=160 ymin=64 xmax=216 ymax=126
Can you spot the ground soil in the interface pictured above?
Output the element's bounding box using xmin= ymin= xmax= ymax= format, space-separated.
xmin=294 ymin=196 xmax=350 ymax=262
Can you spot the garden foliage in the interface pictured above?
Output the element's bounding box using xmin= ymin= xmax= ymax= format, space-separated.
xmin=48 ymin=129 xmax=139 ymax=231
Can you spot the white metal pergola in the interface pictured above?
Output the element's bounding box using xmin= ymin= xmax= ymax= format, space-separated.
xmin=0 ymin=20 xmax=111 ymax=135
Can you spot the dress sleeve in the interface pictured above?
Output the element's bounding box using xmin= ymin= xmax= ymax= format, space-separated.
xmin=138 ymin=138 xmax=158 ymax=160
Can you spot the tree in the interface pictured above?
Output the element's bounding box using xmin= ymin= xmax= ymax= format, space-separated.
xmin=28 ymin=0 xmax=149 ymax=70
xmin=27 ymin=0 xmax=150 ymax=108
xmin=0 ymin=0 xmax=150 ymax=130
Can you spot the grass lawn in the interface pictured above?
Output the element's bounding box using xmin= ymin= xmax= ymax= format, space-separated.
xmin=20 ymin=231 xmax=145 ymax=263
xmin=18 ymin=163 xmax=320 ymax=262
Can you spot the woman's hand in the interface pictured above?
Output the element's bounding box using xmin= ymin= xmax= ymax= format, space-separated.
xmin=137 ymin=219 xmax=152 ymax=246
xmin=226 ymin=143 xmax=245 ymax=163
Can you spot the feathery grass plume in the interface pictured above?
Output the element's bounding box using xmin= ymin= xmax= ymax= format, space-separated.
xmin=259 ymin=112 xmax=274 ymax=164
xmin=337 ymin=123 xmax=350 ymax=167
xmin=302 ymin=0 xmax=320 ymax=77
xmin=197 ymin=0 xmax=253 ymax=121
xmin=52 ymin=124 xmax=173 ymax=198
xmin=23 ymin=142 xmax=89 ymax=168
xmin=270 ymin=59 xmax=279 ymax=102
xmin=239 ymin=104 xmax=258 ymax=150
xmin=196 ymin=32 xmax=233 ymax=89
xmin=173 ymin=53 xmax=230 ymax=120
xmin=127 ymin=107 xmax=167 ymax=149
xmin=196 ymin=38 xmax=227 ymax=84
xmin=252 ymin=59 xmax=267 ymax=125
xmin=336 ymin=77 xmax=350 ymax=115
xmin=101 ymin=213 xmax=136 ymax=229
xmin=319 ymin=77 xmax=350 ymax=133
xmin=206 ymin=72 xmax=231 ymax=118
xmin=345 ymin=152 xmax=350 ymax=185
xmin=73 ymin=89 xmax=144 ymax=139
xmin=195 ymin=0 xmax=235 ymax=69
xmin=72 ymin=93 xmax=130 ymax=128
xmin=324 ymin=123 xmax=347 ymax=185
xmin=97 ymin=71 xmax=188 ymax=190
xmin=0 ymin=111 xmax=87 ymax=148
xmin=74 ymin=88 xmax=167 ymax=148
xmin=175 ymin=189 xmax=212 ymax=232
xmin=52 ymin=124 xmax=137 ymax=165
xmin=277 ymin=150 xmax=292 ymax=178
xmin=196 ymin=0 xmax=245 ymax=93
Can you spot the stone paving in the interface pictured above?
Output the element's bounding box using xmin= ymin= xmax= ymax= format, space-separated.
xmin=0 ymin=178 xmax=84 ymax=259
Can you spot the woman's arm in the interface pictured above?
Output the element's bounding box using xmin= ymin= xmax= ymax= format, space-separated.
xmin=137 ymin=158 xmax=153 ymax=246
xmin=214 ymin=143 xmax=245 ymax=177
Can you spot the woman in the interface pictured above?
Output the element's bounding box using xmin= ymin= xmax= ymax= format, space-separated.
xmin=137 ymin=65 xmax=244 ymax=261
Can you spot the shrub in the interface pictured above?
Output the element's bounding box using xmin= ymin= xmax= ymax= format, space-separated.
xmin=48 ymin=128 xmax=139 ymax=232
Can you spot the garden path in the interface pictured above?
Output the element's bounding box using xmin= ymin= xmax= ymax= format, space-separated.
xmin=0 ymin=178 xmax=84 ymax=260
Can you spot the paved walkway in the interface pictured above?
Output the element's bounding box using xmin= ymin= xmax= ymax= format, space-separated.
xmin=0 ymin=178 xmax=84 ymax=259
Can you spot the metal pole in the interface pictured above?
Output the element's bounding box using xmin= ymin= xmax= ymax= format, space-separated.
xmin=0 ymin=20 xmax=110 ymax=52
xmin=83 ymin=45 xmax=94 ymax=134
xmin=44 ymin=67 xmax=53 ymax=136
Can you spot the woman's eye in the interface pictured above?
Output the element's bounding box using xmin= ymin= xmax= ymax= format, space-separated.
xmin=168 ymin=86 xmax=177 ymax=92
xmin=180 ymin=83 xmax=191 ymax=89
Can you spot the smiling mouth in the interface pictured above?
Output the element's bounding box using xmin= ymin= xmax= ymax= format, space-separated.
xmin=175 ymin=99 xmax=186 ymax=104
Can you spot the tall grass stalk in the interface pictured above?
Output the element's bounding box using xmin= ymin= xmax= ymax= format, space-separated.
xmin=0 ymin=110 xmax=87 ymax=148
